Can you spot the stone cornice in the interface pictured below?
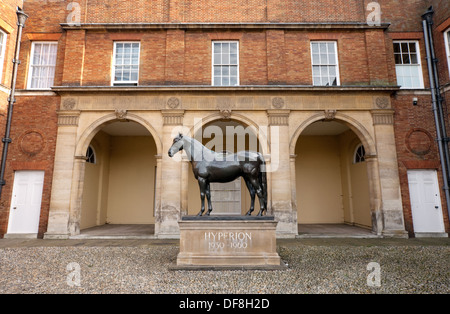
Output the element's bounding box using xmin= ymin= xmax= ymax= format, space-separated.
xmin=51 ymin=85 xmax=400 ymax=94
xmin=60 ymin=22 xmax=390 ymax=31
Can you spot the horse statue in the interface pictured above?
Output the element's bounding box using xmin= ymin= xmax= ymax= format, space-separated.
xmin=168 ymin=133 xmax=267 ymax=217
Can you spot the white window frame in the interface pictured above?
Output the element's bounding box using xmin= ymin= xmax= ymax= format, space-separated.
xmin=353 ymin=144 xmax=366 ymax=164
xmin=212 ymin=41 xmax=240 ymax=86
xmin=0 ymin=30 xmax=7 ymax=84
xmin=393 ymin=40 xmax=424 ymax=89
xmin=27 ymin=41 xmax=58 ymax=90
xmin=310 ymin=41 xmax=340 ymax=86
xmin=444 ymin=29 xmax=450 ymax=79
xmin=112 ymin=41 xmax=140 ymax=86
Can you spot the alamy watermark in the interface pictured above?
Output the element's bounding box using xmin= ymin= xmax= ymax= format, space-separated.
xmin=66 ymin=262 xmax=81 ymax=287
xmin=366 ymin=1 xmax=382 ymax=27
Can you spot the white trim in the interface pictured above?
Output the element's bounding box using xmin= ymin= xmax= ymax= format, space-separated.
xmin=444 ymin=29 xmax=450 ymax=79
xmin=310 ymin=41 xmax=340 ymax=86
xmin=393 ymin=40 xmax=424 ymax=89
xmin=211 ymin=40 xmax=240 ymax=86
xmin=27 ymin=41 xmax=58 ymax=90
xmin=111 ymin=41 xmax=141 ymax=86
xmin=0 ymin=30 xmax=7 ymax=84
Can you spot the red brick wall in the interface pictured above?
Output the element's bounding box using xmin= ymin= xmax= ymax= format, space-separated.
xmin=393 ymin=93 xmax=450 ymax=236
xmin=0 ymin=95 xmax=59 ymax=238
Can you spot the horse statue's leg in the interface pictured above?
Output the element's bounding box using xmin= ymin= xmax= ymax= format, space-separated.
xmin=244 ymin=178 xmax=256 ymax=216
xmin=197 ymin=178 xmax=207 ymax=216
xmin=249 ymin=176 xmax=266 ymax=216
xmin=205 ymin=181 xmax=213 ymax=216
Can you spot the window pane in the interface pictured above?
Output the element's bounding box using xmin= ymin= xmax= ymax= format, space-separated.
xmin=328 ymin=53 xmax=336 ymax=64
xmin=401 ymin=43 xmax=408 ymax=53
xmin=214 ymin=42 xmax=221 ymax=53
xmin=222 ymin=77 xmax=229 ymax=86
xmin=402 ymin=53 xmax=410 ymax=64
xmin=311 ymin=43 xmax=319 ymax=54
xmin=230 ymin=76 xmax=237 ymax=86
xmin=409 ymin=42 xmax=417 ymax=53
xmin=410 ymin=53 xmax=418 ymax=64
xmin=222 ymin=66 xmax=229 ymax=76
xmin=222 ymin=53 xmax=229 ymax=64
xmin=230 ymin=66 xmax=237 ymax=76
xmin=393 ymin=43 xmax=401 ymax=53
xmin=327 ymin=42 xmax=335 ymax=53
xmin=319 ymin=43 xmax=327 ymax=52
xmin=214 ymin=66 xmax=221 ymax=76
xmin=312 ymin=54 xmax=320 ymax=65
xmin=394 ymin=53 xmax=402 ymax=64
xmin=230 ymin=53 xmax=238 ymax=64
xmin=222 ymin=43 xmax=229 ymax=54
xmin=214 ymin=53 xmax=221 ymax=65
xmin=313 ymin=77 xmax=321 ymax=85
xmin=230 ymin=43 xmax=237 ymax=54
xmin=312 ymin=65 xmax=320 ymax=76
xmin=214 ymin=77 xmax=221 ymax=86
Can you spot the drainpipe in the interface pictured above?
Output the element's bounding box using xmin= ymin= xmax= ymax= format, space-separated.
xmin=422 ymin=7 xmax=450 ymax=221
xmin=0 ymin=7 xmax=28 ymax=199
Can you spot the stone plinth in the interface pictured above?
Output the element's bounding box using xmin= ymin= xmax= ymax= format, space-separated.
xmin=174 ymin=216 xmax=283 ymax=269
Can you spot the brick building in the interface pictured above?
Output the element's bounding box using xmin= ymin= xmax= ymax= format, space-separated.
xmin=0 ymin=0 xmax=449 ymax=239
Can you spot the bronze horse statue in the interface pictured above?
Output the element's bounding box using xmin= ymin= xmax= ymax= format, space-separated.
xmin=168 ymin=133 xmax=267 ymax=216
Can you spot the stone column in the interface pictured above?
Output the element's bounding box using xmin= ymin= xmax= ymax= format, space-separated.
xmin=267 ymin=109 xmax=297 ymax=237
xmin=372 ymin=109 xmax=408 ymax=237
xmin=44 ymin=111 xmax=80 ymax=239
xmin=156 ymin=109 xmax=185 ymax=238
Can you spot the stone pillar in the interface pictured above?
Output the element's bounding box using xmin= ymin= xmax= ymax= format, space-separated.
xmin=44 ymin=111 xmax=80 ymax=239
xmin=267 ymin=110 xmax=297 ymax=237
xmin=156 ymin=109 xmax=185 ymax=238
xmin=372 ymin=109 xmax=408 ymax=237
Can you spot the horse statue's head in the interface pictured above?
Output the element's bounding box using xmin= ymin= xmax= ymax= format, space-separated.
xmin=168 ymin=133 xmax=184 ymax=157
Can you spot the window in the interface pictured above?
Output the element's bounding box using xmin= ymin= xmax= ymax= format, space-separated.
xmin=86 ymin=146 xmax=96 ymax=164
xmin=354 ymin=144 xmax=366 ymax=164
xmin=445 ymin=30 xmax=450 ymax=78
xmin=212 ymin=41 xmax=239 ymax=86
xmin=311 ymin=41 xmax=340 ymax=86
xmin=0 ymin=30 xmax=6 ymax=84
xmin=27 ymin=42 xmax=58 ymax=89
xmin=393 ymin=41 xmax=424 ymax=89
xmin=112 ymin=42 xmax=140 ymax=86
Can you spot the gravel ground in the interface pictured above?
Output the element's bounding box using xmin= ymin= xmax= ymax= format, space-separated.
xmin=0 ymin=239 xmax=449 ymax=294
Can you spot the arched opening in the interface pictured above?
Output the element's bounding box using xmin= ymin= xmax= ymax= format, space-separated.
xmin=187 ymin=119 xmax=263 ymax=216
xmin=79 ymin=120 xmax=157 ymax=236
xmin=295 ymin=120 xmax=372 ymax=235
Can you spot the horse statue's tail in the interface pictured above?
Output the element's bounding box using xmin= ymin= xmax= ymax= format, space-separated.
xmin=258 ymin=153 xmax=268 ymax=213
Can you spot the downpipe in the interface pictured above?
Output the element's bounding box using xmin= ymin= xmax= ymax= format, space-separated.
xmin=422 ymin=7 xmax=450 ymax=223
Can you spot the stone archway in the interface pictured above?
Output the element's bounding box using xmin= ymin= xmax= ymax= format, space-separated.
xmin=290 ymin=112 xmax=383 ymax=235
xmin=79 ymin=120 xmax=158 ymax=235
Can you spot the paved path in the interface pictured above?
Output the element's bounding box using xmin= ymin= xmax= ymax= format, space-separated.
xmin=0 ymin=237 xmax=448 ymax=294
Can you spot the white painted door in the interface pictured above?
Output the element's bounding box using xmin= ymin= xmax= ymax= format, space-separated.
xmin=407 ymin=170 xmax=445 ymax=234
xmin=7 ymin=171 xmax=45 ymax=236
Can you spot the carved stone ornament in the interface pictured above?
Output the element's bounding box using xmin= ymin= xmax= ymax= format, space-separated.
xmin=62 ymin=98 xmax=76 ymax=110
xmin=167 ymin=97 xmax=180 ymax=109
xmin=324 ymin=110 xmax=337 ymax=121
xmin=217 ymin=100 xmax=233 ymax=120
xmin=375 ymin=97 xmax=389 ymax=109
xmin=115 ymin=109 xmax=128 ymax=121
xmin=272 ymin=97 xmax=285 ymax=109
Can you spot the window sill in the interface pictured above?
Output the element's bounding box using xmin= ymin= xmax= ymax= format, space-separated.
xmin=15 ymin=89 xmax=57 ymax=96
